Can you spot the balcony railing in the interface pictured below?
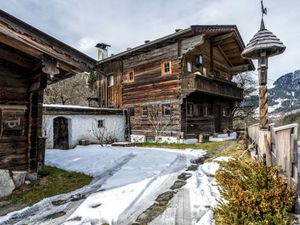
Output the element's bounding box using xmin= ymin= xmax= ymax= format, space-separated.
xmin=181 ymin=74 xmax=243 ymax=100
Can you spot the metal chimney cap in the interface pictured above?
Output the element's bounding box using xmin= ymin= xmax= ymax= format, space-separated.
xmin=95 ymin=43 xmax=111 ymax=49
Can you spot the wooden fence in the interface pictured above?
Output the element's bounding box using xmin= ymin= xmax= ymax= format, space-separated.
xmin=247 ymin=123 xmax=298 ymax=187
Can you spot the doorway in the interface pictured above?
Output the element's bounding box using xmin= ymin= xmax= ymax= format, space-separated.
xmin=53 ymin=117 xmax=69 ymax=149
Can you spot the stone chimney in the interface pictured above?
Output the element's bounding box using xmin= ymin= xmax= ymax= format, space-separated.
xmin=95 ymin=43 xmax=111 ymax=61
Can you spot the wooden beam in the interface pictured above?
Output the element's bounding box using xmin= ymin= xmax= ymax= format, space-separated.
xmin=212 ymin=32 xmax=234 ymax=45
xmin=0 ymin=23 xmax=93 ymax=72
xmin=217 ymin=46 xmax=233 ymax=67
xmin=0 ymin=44 xmax=35 ymax=68
xmin=231 ymin=64 xmax=250 ymax=72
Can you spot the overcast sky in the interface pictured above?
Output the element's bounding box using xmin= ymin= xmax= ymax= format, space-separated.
xmin=1 ymin=0 xmax=299 ymax=82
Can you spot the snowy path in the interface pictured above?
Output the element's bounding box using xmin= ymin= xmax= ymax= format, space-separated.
xmin=0 ymin=153 xmax=137 ymax=225
xmin=0 ymin=145 xmax=205 ymax=225
xmin=116 ymin=154 xmax=188 ymax=225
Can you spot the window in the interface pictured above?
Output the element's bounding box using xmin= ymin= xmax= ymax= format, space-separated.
xmin=142 ymin=106 xmax=148 ymax=117
xmin=203 ymin=67 xmax=207 ymax=76
xmin=187 ymin=103 xmax=193 ymax=116
xmin=223 ymin=108 xmax=231 ymax=117
xmin=161 ymin=61 xmax=172 ymax=75
xmin=195 ymin=55 xmax=203 ymax=68
xmin=127 ymin=69 xmax=134 ymax=82
xmin=108 ymin=75 xmax=114 ymax=87
xmin=187 ymin=62 xmax=192 ymax=72
xmin=163 ymin=104 xmax=171 ymax=116
xmin=129 ymin=107 xmax=135 ymax=117
xmin=98 ymin=120 xmax=104 ymax=128
xmin=199 ymin=104 xmax=209 ymax=117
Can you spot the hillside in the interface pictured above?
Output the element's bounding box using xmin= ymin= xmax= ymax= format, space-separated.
xmin=269 ymin=70 xmax=300 ymax=114
xmin=241 ymin=70 xmax=300 ymax=116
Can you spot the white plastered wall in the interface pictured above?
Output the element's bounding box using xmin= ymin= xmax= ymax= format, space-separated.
xmin=43 ymin=114 xmax=125 ymax=149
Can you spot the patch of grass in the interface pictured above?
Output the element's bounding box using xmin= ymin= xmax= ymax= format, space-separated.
xmin=1 ymin=166 xmax=92 ymax=207
xmin=135 ymin=141 xmax=228 ymax=154
xmin=207 ymin=139 xmax=250 ymax=162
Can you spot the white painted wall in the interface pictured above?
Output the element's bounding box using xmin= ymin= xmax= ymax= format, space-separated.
xmin=43 ymin=114 xmax=126 ymax=149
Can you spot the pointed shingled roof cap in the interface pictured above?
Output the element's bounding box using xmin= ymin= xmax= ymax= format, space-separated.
xmin=242 ymin=18 xmax=286 ymax=59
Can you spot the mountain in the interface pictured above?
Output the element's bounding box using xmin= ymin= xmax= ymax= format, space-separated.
xmin=241 ymin=70 xmax=300 ymax=116
xmin=268 ymin=70 xmax=300 ymax=114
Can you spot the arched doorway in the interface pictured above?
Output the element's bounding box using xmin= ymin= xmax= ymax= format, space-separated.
xmin=53 ymin=117 xmax=69 ymax=149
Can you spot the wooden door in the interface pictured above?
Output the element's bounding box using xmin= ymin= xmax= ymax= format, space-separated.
xmin=53 ymin=117 xmax=69 ymax=149
xmin=215 ymin=105 xmax=222 ymax=132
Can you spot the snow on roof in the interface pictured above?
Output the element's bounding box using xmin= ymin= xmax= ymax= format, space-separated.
xmin=43 ymin=104 xmax=124 ymax=111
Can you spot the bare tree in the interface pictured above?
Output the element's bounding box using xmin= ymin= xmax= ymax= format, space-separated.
xmin=89 ymin=119 xmax=118 ymax=146
xmin=89 ymin=121 xmax=107 ymax=146
xmin=232 ymin=72 xmax=258 ymax=127
xmin=44 ymin=72 xmax=97 ymax=106
xmin=147 ymin=104 xmax=172 ymax=142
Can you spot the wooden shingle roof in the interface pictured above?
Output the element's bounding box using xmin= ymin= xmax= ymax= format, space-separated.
xmin=242 ymin=19 xmax=286 ymax=59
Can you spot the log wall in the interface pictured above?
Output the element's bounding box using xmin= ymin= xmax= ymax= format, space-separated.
xmin=0 ymin=59 xmax=44 ymax=171
xmin=99 ymin=35 xmax=241 ymax=140
xmin=0 ymin=60 xmax=29 ymax=170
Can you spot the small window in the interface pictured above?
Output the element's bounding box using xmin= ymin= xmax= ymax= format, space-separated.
xmin=98 ymin=120 xmax=104 ymax=128
xmin=163 ymin=104 xmax=171 ymax=116
xmin=108 ymin=75 xmax=114 ymax=87
xmin=127 ymin=70 xmax=134 ymax=82
xmin=161 ymin=61 xmax=172 ymax=75
xmin=187 ymin=104 xmax=193 ymax=116
xmin=223 ymin=108 xmax=231 ymax=117
xmin=199 ymin=104 xmax=209 ymax=117
xmin=142 ymin=106 xmax=148 ymax=117
xmin=129 ymin=107 xmax=135 ymax=117
xmin=203 ymin=105 xmax=208 ymax=117
xmin=187 ymin=62 xmax=192 ymax=72
xmin=193 ymin=104 xmax=199 ymax=116
xmin=203 ymin=67 xmax=207 ymax=76
xmin=195 ymin=55 xmax=203 ymax=68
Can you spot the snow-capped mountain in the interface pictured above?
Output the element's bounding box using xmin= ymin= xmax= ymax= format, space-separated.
xmin=240 ymin=70 xmax=300 ymax=116
xmin=268 ymin=70 xmax=300 ymax=114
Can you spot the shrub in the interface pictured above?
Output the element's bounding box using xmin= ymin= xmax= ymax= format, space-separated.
xmin=214 ymin=159 xmax=296 ymax=225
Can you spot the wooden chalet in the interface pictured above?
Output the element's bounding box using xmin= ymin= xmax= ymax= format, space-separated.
xmin=0 ymin=10 xmax=96 ymax=173
xmin=96 ymin=25 xmax=254 ymax=142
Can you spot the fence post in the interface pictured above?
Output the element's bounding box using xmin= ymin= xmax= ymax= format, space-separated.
xmin=258 ymin=130 xmax=272 ymax=166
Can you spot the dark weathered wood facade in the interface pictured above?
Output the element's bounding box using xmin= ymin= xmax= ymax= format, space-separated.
xmin=0 ymin=10 xmax=95 ymax=172
xmin=97 ymin=26 xmax=254 ymax=141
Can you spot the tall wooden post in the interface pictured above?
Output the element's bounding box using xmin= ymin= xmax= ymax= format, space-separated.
xmin=258 ymin=50 xmax=269 ymax=130
xmin=242 ymin=2 xmax=285 ymax=166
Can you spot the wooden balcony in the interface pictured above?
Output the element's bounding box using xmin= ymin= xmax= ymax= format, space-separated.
xmin=181 ymin=74 xmax=243 ymax=100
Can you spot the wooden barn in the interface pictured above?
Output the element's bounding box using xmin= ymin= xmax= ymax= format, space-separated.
xmin=96 ymin=25 xmax=254 ymax=143
xmin=0 ymin=10 xmax=96 ymax=174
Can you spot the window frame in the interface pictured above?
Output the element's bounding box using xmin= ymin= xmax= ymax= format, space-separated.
xmin=222 ymin=107 xmax=231 ymax=117
xmin=162 ymin=104 xmax=171 ymax=116
xmin=127 ymin=69 xmax=135 ymax=83
xmin=141 ymin=106 xmax=148 ymax=118
xmin=195 ymin=55 xmax=203 ymax=68
xmin=187 ymin=61 xmax=192 ymax=73
xmin=108 ymin=75 xmax=114 ymax=87
xmin=161 ymin=61 xmax=172 ymax=75
xmin=187 ymin=103 xmax=193 ymax=116
xmin=129 ymin=107 xmax=135 ymax=117
xmin=199 ymin=104 xmax=209 ymax=117
xmin=97 ymin=119 xmax=105 ymax=128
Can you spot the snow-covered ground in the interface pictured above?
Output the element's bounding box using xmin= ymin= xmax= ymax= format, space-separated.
xmin=209 ymin=132 xmax=237 ymax=142
xmin=187 ymin=157 xmax=232 ymax=225
xmin=0 ymin=145 xmax=206 ymax=225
